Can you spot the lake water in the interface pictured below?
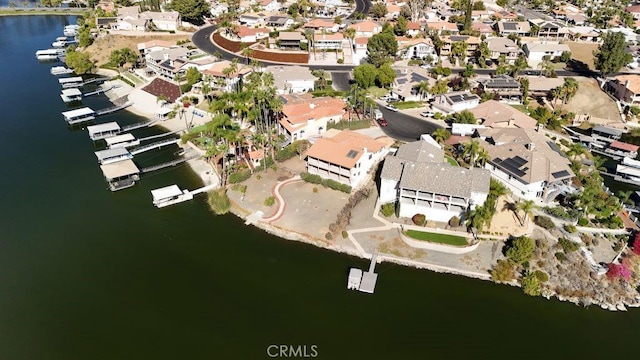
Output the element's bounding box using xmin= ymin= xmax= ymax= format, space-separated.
xmin=2 ymin=15 xmax=640 ymax=360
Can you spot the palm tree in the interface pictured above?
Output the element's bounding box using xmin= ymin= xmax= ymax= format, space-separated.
xmin=593 ymin=156 xmax=607 ymax=172
xmin=450 ymin=41 xmax=468 ymax=66
xmin=344 ymin=27 xmax=356 ymax=52
xmin=462 ymin=140 xmax=485 ymax=167
xmin=417 ymin=81 xmax=430 ymax=100
xmin=562 ymin=77 xmax=579 ymax=104
xmin=567 ymin=142 xmax=585 ymax=160
xmin=432 ymin=128 xmax=451 ymax=144
xmin=489 ymin=178 xmax=509 ymax=198
xmin=517 ymin=199 xmax=535 ymax=226
xmin=241 ymin=44 xmax=254 ymax=65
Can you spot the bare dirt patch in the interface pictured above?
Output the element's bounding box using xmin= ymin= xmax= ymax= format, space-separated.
xmin=86 ymin=34 xmax=189 ymax=66
xmin=563 ymin=77 xmax=622 ymax=120
xmin=566 ymin=42 xmax=599 ymax=70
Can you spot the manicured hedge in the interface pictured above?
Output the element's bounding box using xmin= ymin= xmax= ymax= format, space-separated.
xmin=300 ymin=172 xmax=351 ymax=193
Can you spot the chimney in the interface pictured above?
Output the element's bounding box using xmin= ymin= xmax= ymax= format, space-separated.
xmin=527 ymin=143 xmax=535 ymax=151
xmin=626 ymin=80 xmax=631 ymax=88
xmin=163 ymin=53 xmax=169 ymax=60
xmin=363 ymin=147 xmax=368 ymax=154
xmin=309 ymin=103 xmax=316 ymax=109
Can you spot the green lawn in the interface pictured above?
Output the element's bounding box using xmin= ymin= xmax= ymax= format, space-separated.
xmin=367 ymin=86 xmax=388 ymax=98
xmin=121 ymin=71 xmax=143 ymax=86
xmin=509 ymin=104 xmax=529 ymax=114
xmin=445 ymin=155 xmax=459 ymax=166
xmin=394 ymin=101 xmax=424 ymax=110
xmin=405 ymin=230 xmax=468 ymax=246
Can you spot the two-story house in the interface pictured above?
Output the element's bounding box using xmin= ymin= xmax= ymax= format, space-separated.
xmin=379 ymin=136 xmax=491 ymax=222
xmin=486 ymin=37 xmax=521 ymax=64
xmin=477 ymin=75 xmax=524 ymax=104
xmin=606 ymin=75 xmax=640 ymax=107
xmin=347 ymin=20 xmax=382 ymax=37
xmin=306 ymin=130 xmax=388 ymax=189
xmin=496 ymin=21 xmax=531 ymax=37
xmin=278 ymin=94 xmax=346 ymax=143
xmin=439 ymin=35 xmax=480 ymax=59
xmin=432 ymin=91 xmax=481 ymax=114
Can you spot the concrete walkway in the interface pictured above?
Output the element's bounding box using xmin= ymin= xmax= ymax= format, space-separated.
xmin=261 ymin=175 xmax=302 ymax=223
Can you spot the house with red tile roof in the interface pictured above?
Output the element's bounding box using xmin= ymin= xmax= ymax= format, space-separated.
xmin=303 ymin=19 xmax=339 ymax=33
xmin=141 ymin=78 xmax=181 ymax=103
xmin=425 ymin=21 xmax=459 ymax=35
xmin=202 ymin=60 xmax=253 ymax=92
xmin=277 ymin=94 xmax=347 ymax=143
xmin=306 ymin=130 xmax=388 ymax=188
xmin=229 ymin=25 xmax=270 ymax=42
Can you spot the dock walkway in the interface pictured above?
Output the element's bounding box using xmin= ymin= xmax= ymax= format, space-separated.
xmin=95 ymin=101 xmax=132 ymax=116
xmin=129 ymin=138 xmax=179 ymax=155
xmin=140 ymin=153 xmax=200 ymax=173
xmin=117 ymin=120 xmax=157 ymax=133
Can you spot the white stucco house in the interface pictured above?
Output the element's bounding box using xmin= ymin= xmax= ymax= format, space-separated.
xmin=522 ymin=41 xmax=571 ymax=68
xmin=379 ymin=136 xmax=491 ymax=222
xmin=431 ymin=91 xmax=481 ymax=114
xmin=266 ymin=65 xmax=316 ymax=94
xmin=278 ymin=94 xmax=346 ymax=143
xmin=306 ymin=130 xmax=388 ymax=189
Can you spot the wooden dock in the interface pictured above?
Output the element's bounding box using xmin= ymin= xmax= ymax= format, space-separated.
xmin=347 ymin=250 xmax=379 ymax=294
xmin=83 ymin=84 xmax=116 ymax=97
xmin=117 ymin=120 xmax=157 ymax=133
xmin=95 ymin=101 xmax=132 ymax=116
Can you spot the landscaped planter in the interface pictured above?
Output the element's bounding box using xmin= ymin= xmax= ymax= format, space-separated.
xmin=398 ymin=229 xmax=480 ymax=254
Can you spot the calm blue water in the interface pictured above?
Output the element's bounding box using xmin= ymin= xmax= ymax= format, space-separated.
xmin=2 ymin=15 xmax=640 ymax=360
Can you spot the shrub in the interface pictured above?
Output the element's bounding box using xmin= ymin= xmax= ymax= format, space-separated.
xmin=337 ymin=58 xmax=344 ymax=64
xmin=555 ymin=252 xmax=567 ymax=261
xmin=632 ymin=233 xmax=640 ymax=255
xmin=412 ymin=214 xmax=426 ymax=226
xmin=558 ymin=237 xmax=579 ymax=252
xmin=299 ymin=172 xmax=351 ymax=193
xmin=312 ymin=187 xmax=318 ymax=193
xmin=325 ymin=232 xmax=333 ymax=240
xmin=534 ymin=215 xmax=555 ymax=230
xmin=300 ymin=172 xmax=323 ymax=184
xmin=543 ymin=206 xmax=572 ymax=219
xmin=342 ymin=230 xmax=348 ymax=238
xmin=521 ymin=272 xmax=542 ymax=296
xmin=207 ymin=189 xmax=230 ymax=215
xmin=448 ymin=216 xmax=460 ymax=228
xmin=256 ymin=174 xmax=262 ymax=180
xmin=577 ymin=217 xmax=589 ymax=226
xmin=506 ymin=236 xmax=535 ymax=264
xmin=563 ymin=224 xmax=577 ymax=233
xmin=264 ymin=196 xmax=275 ymax=207
xmin=381 ymin=203 xmax=395 ymax=217
xmin=228 ymin=168 xmax=252 ymax=184
xmin=329 ymin=223 xmax=339 ymax=232
xmin=534 ymin=270 xmax=549 ymax=282
xmin=606 ymin=263 xmax=632 ymax=281
xmin=490 ymin=259 xmax=516 ymax=283
xmin=231 ymin=184 xmax=247 ymax=194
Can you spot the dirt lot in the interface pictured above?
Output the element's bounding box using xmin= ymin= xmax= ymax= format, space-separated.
xmin=566 ymin=42 xmax=599 ymax=70
xmin=86 ymin=34 xmax=189 ymax=66
xmin=563 ymin=77 xmax=622 ymax=120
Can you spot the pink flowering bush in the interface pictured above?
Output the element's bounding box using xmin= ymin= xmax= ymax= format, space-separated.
xmin=633 ymin=233 xmax=640 ymax=256
xmin=607 ymin=263 xmax=632 ymax=281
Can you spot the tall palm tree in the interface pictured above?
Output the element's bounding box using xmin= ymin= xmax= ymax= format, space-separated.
xmin=517 ymin=199 xmax=535 ymax=226
xmin=462 ymin=140 xmax=485 ymax=167
xmin=617 ymin=190 xmax=633 ymax=205
xmin=567 ymin=142 xmax=585 ymax=160
xmin=489 ymin=178 xmax=509 ymax=198
xmin=417 ymin=81 xmax=430 ymax=100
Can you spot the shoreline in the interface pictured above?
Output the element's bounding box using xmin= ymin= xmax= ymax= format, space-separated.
xmin=96 ymin=71 xmax=640 ymax=312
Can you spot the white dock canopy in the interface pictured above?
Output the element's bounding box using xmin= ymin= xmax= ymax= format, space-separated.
xmin=151 ymin=185 xmax=183 ymax=202
xmin=105 ymin=133 xmax=138 ymax=148
xmin=62 ymin=107 xmax=95 ymax=123
xmin=100 ymin=159 xmax=139 ymax=180
xmin=87 ymin=122 xmax=120 ymax=140
xmin=58 ymin=76 xmax=83 ymax=85
xmin=61 ymin=88 xmax=82 ymax=96
xmin=94 ymin=147 xmax=132 ymax=164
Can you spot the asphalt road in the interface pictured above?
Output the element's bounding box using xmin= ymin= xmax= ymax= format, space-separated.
xmin=377 ymin=106 xmax=442 ymax=142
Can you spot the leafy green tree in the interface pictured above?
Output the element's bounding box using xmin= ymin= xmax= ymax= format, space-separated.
xmin=367 ymin=31 xmax=398 ymax=67
xmin=353 ymin=63 xmax=378 ymax=88
xmin=394 ymin=15 xmax=408 ymax=36
xmin=65 ymin=50 xmax=95 ymax=74
xmin=370 ymin=2 xmax=387 ymax=18
xmin=594 ymin=32 xmax=633 ymax=76
xmin=453 ymin=110 xmax=476 ymax=124
xmin=185 ymin=67 xmax=202 ymax=86
xmin=490 ymin=259 xmax=516 ymax=283
xmin=461 ymin=63 xmax=475 ymax=78
xmin=167 ymin=0 xmax=210 ymax=25
xmin=376 ymin=63 xmax=396 ymax=88
xmin=464 ymin=0 xmax=473 ymax=31
xmin=109 ymin=47 xmax=138 ymax=67
xmin=506 ymin=236 xmax=535 ymax=264
xmin=430 ymin=80 xmax=449 ymax=95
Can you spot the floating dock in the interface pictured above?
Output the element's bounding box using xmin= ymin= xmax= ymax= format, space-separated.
xmin=347 ymin=250 xmax=379 ymax=294
xmin=60 ymin=88 xmax=82 ymax=103
xmin=51 ymin=66 xmax=73 ymax=75
xmin=87 ymin=122 xmax=120 ymax=141
xmin=150 ymin=182 xmax=218 ymax=208
xmin=62 ymin=107 xmax=95 ymax=124
xmin=105 ymin=133 xmax=140 ymax=149
xmin=100 ymin=159 xmax=140 ymax=191
xmin=129 ymin=138 xmax=180 ymax=155
xmin=59 ymin=76 xmax=83 ymax=88
xmin=94 ymin=147 xmax=133 ymax=165
xmin=151 ymin=185 xmax=194 ymax=208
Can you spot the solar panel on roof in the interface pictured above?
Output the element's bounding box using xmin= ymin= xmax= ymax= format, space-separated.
xmin=346 ymin=150 xmax=359 ymax=158
xmin=552 ymin=170 xmax=571 ymax=179
xmin=503 ymin=22 xmax=518 ymax=30
xmin=497 ymin=157 xmax=528 ymax=178
xmin=512 ymin=156 xmax=528 ymax=167
xmin=397 ymin=79 xmax=407 ymax=85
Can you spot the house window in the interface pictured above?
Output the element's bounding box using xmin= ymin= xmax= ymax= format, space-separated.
xmin=369 ymin=154 xmax=372 ymax=160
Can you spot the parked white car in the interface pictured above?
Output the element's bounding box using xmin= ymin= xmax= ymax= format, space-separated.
xmin=420 ymin=110 xmax=435 ymax=117
xmin=385 ymin=104 xmax=399 ymax=112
